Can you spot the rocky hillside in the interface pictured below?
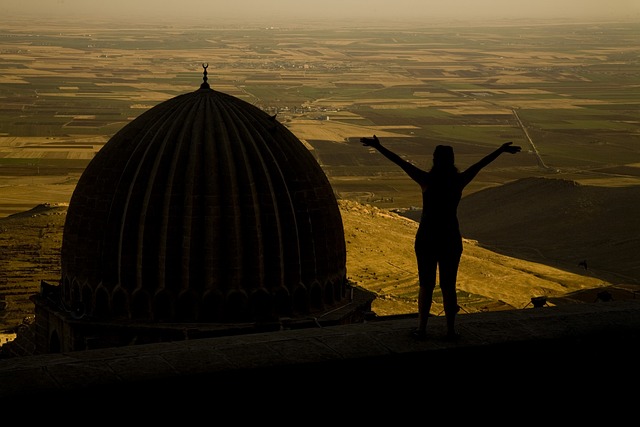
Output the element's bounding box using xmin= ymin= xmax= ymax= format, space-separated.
xmin=0 ymin=203 xmax=67 ymax=331
xmin=339 ymin=198 xmax=611 ymax=317
xmin=2 ymin=176 xmax=637 ymax=331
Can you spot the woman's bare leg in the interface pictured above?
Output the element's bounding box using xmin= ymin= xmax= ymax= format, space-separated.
xmin=440 ymin=255 xmax=461 ymax=339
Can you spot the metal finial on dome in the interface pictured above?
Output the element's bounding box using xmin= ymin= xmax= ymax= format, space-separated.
xmin=200 ymin=63 xmax=210 ymax=89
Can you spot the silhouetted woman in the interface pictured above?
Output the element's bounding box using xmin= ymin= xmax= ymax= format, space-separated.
xmin=360 ymin=135 xmax=521 ymax=340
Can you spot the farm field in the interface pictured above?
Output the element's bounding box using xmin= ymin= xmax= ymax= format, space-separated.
xmin=1 ymin=17 xmax=639 ymax=332
xmin=1 ymin=18 xmax=639 ymax=213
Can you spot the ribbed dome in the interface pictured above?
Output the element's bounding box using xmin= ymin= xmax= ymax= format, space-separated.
xmin=60 ymin=80 xmax=347 ymax=323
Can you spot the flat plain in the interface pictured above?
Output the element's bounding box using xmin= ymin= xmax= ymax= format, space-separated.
xmin=1 ymin=16 xmax=639 ymax=331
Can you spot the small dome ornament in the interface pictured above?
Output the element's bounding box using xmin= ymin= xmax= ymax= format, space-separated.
xmin=200 ymin=63 xmax=210 ymax=89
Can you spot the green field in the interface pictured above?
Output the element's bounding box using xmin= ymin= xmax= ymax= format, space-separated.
xmin=1 ymin=18 xmax=639 ymax=212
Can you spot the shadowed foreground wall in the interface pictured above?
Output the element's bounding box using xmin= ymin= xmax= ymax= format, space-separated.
xmin=2 ymin=300 xmax=639 ymax=408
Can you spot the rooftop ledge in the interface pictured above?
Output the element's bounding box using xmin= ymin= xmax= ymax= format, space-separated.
xmin=1 ymin=299 xmax=639 ymax=405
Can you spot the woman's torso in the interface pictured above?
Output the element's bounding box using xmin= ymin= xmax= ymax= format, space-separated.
xmin=417 ymin=172 xmax=464 ymax=244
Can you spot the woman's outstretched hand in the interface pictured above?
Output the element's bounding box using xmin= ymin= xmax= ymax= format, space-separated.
xmin=501 ymin=141 xmax=521 ymax=154
xmin=360 ymin=135 xmax=380 ymax=147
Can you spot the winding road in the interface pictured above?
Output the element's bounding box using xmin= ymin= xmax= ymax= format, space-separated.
xmin=511 ymin=108 xmax=557 ymax=172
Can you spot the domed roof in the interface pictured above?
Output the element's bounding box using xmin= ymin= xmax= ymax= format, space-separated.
xmin=60 ymin=69 xmax=347 ymax=324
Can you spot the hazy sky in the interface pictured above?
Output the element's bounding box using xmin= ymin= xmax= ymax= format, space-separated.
xmin=3 ymin=0 xmax=639 ymax=24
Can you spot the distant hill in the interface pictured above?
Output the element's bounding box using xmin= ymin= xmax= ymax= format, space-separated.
xmin=457 ymin=177 xmax=640 ymax=287
xmin=395 ymin=177 xmax=640 ymax=288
